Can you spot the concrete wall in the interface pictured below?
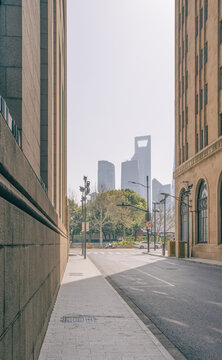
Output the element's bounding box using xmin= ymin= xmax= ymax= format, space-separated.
xmin=0 ymin=115 xmax=68 ymax=359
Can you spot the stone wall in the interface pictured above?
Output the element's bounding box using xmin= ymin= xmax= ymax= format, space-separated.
xmin=0 ymin=115 xmax=68 ymax=359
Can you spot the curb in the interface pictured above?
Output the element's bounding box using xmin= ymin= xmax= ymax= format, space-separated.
xmin=143 ymin=252 xmax=222 ymax=268
xmin=88 ymin=254 xmax=186 ymax=360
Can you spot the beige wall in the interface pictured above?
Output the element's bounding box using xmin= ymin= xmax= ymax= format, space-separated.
xmin=175 ymin=0 xmax=222 ymax=260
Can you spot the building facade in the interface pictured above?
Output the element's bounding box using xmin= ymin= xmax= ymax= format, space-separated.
xmin=175 ymin=0 xmax=222 ymax=260
xmin=121 ymin=136 xmax=151 ymax=208
xmin=98 ymin=160 xmax=115 ymax=192
xmin=0 ymin=1 xmax=68 ymax=358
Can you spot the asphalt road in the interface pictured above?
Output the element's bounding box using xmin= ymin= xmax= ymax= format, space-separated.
xmin=78 ymin=248 xmax=222 ymax=360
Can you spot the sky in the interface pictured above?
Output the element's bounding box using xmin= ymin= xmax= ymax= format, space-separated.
xmin=67 ymin=0 xmax=175 ymax=201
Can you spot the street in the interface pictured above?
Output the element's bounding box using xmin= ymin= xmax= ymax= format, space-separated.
xmin=70 ymin=248 xmax=222 ymax=360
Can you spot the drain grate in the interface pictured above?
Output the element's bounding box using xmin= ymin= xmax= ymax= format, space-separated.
xmin=60 ymin=315 xmax=96 ymax=323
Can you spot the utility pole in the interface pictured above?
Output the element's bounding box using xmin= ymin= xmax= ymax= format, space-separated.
xmin=153 ymin=202 xmax=160 ymax=251
xmin=80 ymin=176 xmax=90 ymax=259
xmin=128 ymin=176 xmax=150 ymax=252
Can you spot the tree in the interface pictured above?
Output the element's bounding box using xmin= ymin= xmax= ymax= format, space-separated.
xmin=88 ymin=189 xmax=146 ymax=246
xmin=68 ymin=197 xmax=82 ymax=241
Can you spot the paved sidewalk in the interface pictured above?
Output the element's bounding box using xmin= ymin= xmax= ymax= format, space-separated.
xmin=39 ymin=254 xmax=174 ymax=360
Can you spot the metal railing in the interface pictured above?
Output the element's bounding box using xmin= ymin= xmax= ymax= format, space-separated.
xmin=0 ymin=95 xmax=22 ymax=148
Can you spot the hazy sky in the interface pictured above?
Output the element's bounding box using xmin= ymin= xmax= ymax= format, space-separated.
xmin=67 ymin=0 xmax=175 ymax=201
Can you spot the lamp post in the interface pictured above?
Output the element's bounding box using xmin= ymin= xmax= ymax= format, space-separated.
xmin=153 ymin=202 xmax=160 ymax=251
xmin=79 ymin=176 xmax=90 ymax=259
xmin=160 ymin=193 xmax=169 ymax=256
xmin=128 ymin=176 xmax=150 ymax=252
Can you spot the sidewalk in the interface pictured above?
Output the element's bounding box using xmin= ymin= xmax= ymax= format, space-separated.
xmin=39 ymin=254 xmax=174 ymax=360
xmin=147 ymin=249 xmax=222 ymax=268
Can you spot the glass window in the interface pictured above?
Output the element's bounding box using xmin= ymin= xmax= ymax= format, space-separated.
xmin=220 ymin=22 xmax=222 ymax=44
xmin=197 ymin=181 xmax=208 ymax=243
xmin=186 ymin=0 xmax=188 ymax=17
xmin=205 ymin=0 xmax=208 ymax=21
xmin=204 ymin=42 xmax=208 ymax=64
xmin=181 ymin=191 xmax=189 ymax=243
xmin=205 ymin=83 xmax=208 ymax=105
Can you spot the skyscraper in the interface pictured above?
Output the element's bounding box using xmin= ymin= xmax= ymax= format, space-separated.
xmin=0 ymin=1 xmax=68 ymax=357
xmin=98 ymin=160 xmax=115 ymax=192
xmin=175 ymin=0 xmax=222 ymax=260
xmin=121 ymin=136 xmax=151 ymax=208
xmin=152 ymin=178 xmax=171 ymax=206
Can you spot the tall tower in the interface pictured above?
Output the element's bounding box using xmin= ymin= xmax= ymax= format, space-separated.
xmin=174 ymin=0 xmax=222 ymax=260
xmin=121 ymin=136 xmax=151 ymax=208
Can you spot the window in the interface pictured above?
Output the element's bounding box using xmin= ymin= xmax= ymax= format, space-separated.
xmin=200 ymin=89 xmax=203 ymax=110
xmin=186 ymin=0 xmax=188 ymax=17
xmin=205 ymin=125 xmax=208 ymax=146
xmin=179 ymin=114 xmax=181 ymax=131
xmin=196 ymin=133 xmax=199 ymax=153
xmin=182 ymin=76 xmax=184 ymax=93
xmin=200 ymin=129 xmax=203 ymax=149
xmin=219 ymin=67 xmax=222 ymax=90
xmin=196 ymin=16 xmax=198 ymax=36
xmin=195 ymin=94 xmax=198 ymax=114
xmin=197 ymin=181 xmax=208 ymax=243
xmin=182 ymin=40 xmax=184 ymax=59
xmin=205 ymin=0 xmax=208 ymax=21
xmin=219 ymin=113 xmax=222 ymax=136
xmin=196 ymin=55 xmax=198 ymax=75
xmin=180 ymin=190 xmax=189 ymax=243
xmin=220 ymin=21 xmax=222 ymax=44
xmin=200 ymin=49 xmax=203 ymax=70
xmin=182 ymin=146 xmax=185 ymax=162
xmin=204 ymin=42 xmax=208 ymax=64
xmin=186 ymin=35 xmax=188 ymax=53
xmin=200 ymin=8 xmax=203 ymax=29
xmin=186 ymin=71 xmax=188 ymax=89
xmin=179 ymin=13 xmax=181 ymax=30
xmin=186 ymin=106 xmax=188 ymax=124
xmin=205 ymin=83 xmax=208 ymax=105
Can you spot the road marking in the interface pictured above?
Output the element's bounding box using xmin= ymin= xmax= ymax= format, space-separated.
xmin=161 ymin=317 xmax=189 ymax=327
xmin=152 ymin=290 xmax=169 ymax=295
xmin=135 ymin=269 xmax=175 ymax=287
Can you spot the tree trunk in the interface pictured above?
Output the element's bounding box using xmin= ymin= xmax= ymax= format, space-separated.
xmin=100 ymin=223 xmax=103 ymax=248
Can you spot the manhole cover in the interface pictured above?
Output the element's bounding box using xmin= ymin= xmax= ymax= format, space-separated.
xmin=60 ymin=315 xmax=96 ymax=323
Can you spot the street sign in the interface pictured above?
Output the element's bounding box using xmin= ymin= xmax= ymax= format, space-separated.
xmin=82 ymin=222 xmax=89 ymax=232
xmin=145 ymin=221 xmax=152 ymax=229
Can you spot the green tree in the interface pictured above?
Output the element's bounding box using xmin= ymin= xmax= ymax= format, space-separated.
xmin=68 ymin=198 xmax=82 ymax=241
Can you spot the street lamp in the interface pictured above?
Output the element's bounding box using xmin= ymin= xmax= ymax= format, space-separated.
xmin=128 ymin=176 xmax=151 ymax=252
xmin=79 ymin=176 xmax=90 ymax=259
xmin=152 ymin=202 xmax=160 ymax=251
xmin=160 ymin=193 xmax=169 ymax=256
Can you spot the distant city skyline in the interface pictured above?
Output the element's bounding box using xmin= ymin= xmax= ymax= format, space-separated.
xmin=67 ymin=0 xmax=174 ymax=201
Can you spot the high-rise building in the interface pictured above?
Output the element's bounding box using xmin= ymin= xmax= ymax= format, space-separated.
xmin=121 ymin=136 xmax=151 ymax=208
xmin=152 ymin=178 xmax=171 ymax=207
xmin=174 ymin=0 xmax=222 ymax=260
xmin=0 ymin=1 xmax=68 ymax=358
xmin=98 ymin=160 xmax=115 ymax=192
